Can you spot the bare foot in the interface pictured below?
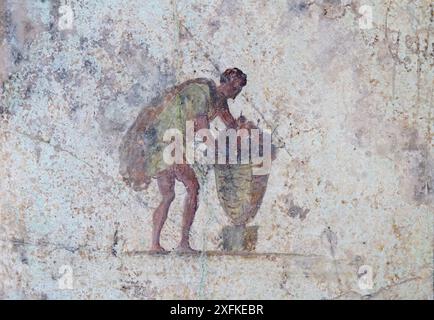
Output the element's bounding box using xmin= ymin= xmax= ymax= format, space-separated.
xmin=175 ymin=245 xmax=200 ymax=255
xmin=149 ymin=245 xmax=168 ymax=254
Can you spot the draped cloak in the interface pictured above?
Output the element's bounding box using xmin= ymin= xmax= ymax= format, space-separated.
xmin=119 ymin=78 xmax=218 ymax=190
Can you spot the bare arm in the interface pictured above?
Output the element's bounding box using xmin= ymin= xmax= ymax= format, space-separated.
xmin=217 ymin=106 xmax=237 ymax=129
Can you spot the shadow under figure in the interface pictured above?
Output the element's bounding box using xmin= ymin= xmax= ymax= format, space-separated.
xmin=119 ymin=68 xmax=247 ymax=254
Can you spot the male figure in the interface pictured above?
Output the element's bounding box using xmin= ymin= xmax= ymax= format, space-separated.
xmin=119 ymin=68 xmax=247 ymax=253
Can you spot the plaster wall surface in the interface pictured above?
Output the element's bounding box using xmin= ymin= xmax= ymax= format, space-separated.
xmin=0 ymin=0 xmax=432 ymax=299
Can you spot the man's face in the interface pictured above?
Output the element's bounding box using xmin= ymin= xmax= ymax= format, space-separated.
xmin=227 ymin=77 xmax=246 ymax=99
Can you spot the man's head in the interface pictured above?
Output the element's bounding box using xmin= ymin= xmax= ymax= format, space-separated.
xmin=219 ymin=68 xmax=247 ymax=99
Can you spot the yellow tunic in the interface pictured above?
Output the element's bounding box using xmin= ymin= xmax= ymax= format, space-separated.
xmin=119 ymin=78 xmax=217 ymax=190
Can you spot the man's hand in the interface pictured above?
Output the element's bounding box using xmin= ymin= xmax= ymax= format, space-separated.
xmin=236 ymin=115 xmax=256 ymax=130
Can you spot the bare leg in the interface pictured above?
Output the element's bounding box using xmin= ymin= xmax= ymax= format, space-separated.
xmin=174 ymin=164 xmax=200 ymax=253
xmin=150 ymin=171 xmax=175 ymax=253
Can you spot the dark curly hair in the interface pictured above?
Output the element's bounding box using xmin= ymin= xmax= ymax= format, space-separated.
xmin=220 ymin=68 xmax=247 ymax=86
